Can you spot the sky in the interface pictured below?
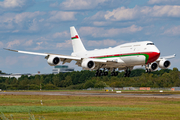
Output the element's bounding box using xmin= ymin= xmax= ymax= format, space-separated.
xmin=0 ymin=0 xmax=180 ymax=74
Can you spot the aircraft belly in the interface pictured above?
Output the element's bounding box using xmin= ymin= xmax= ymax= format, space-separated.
xmin=121 ymin=55 xmax=145 ymax=65
xmin=102 ymin=58 xmax=126 ymax=68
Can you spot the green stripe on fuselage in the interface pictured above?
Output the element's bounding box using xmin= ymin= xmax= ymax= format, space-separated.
xmin=95 ymin=54 xmax=149 ymax=64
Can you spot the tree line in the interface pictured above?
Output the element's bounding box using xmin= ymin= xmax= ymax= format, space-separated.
xmin=0 ymin=68 xmax=179 ymax=90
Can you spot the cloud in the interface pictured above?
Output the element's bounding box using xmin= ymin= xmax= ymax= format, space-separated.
xmin=36 ymin=42 xmax=43 ymax=46
xmin=53 ymin=31 xmax=69 ymax=38
xmin=148 ymin=0 xmax=180 ymax=5
xmin=7 ymin=39 xmax=21 ymax=48
xmin=50 ymin=1 xmax=58 ymax=7
xmin=79 ymin=25 xmax=143 ymax=37
xmin=6 ymin=39 xmax=33 ymax=48
xmin=149 ymin=5 xmax=180 ymax=17
xmin=163 ymin=26 xmax=180 ymax=35
xmin=24 ymin=40 xmax=33 ymax=46
xmin=0 ymin=11 xmax=47 ymax=33
xmin=0 ymin=42 xmax=4 ymax=48
xmin=89 ymin=5 xmax=180 ymax=22
xmin=14 ymin=11 xmax=46 ymax=24
xmin=32 ymin=46 xmax=44 ymax=51
xmin=47 ymin=11 xmax=77 ymax=22
xmin=31 ymin=40 xmax=51 ymax=51
xmin=57 ymin=0 xmax=130 ymax=10
xmin=93 ymin=21 xmax=111 ymax=26
xmin=60 ymin=0 xmax=107 ymax=10
xmin=0 ymin=0 xmax=35 ymax=12
xmin=56 ymin=40 xmax=72 ymax=48
xmin=105 ymin=6 xmax=139 ymax=21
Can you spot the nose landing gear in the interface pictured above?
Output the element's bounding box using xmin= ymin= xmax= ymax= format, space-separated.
xmin=145 ymin=64 xmax=152 ymax=73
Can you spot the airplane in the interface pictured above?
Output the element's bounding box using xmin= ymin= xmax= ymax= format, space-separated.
xmin=4 ymin=26 xmax=176 ymax=77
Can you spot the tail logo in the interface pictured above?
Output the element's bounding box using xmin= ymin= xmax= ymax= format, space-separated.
xmin=71 ymin=35 xmax=79 ymax=40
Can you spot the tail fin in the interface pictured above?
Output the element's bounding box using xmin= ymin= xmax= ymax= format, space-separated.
xmin=70 ymin=26 xmax=86 ymax=53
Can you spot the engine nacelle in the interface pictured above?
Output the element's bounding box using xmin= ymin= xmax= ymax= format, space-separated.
xmin=81 ymin=59 xmax=95 ymax=69
xmin=159 ymin=59 xmax=171 ymax=69
xmin=47 ymin=55 xmax=60 ymax=66
xmin=149 ymin=62 xmax=159 ymax=71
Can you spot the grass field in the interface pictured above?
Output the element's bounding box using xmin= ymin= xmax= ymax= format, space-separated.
xmin=0 ymin=91 xmax=180 ymax=120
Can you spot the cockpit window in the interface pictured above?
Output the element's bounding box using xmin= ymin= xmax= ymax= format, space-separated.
xmin=147 ymin=43 xmax=154 ymax=45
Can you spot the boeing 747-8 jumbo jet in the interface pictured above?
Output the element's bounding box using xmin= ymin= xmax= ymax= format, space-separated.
xmin=5 ymin=26 xmax=176 ymax=77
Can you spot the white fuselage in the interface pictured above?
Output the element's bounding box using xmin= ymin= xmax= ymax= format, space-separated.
xmin=72 ymin=41 xmax=160 ymax=68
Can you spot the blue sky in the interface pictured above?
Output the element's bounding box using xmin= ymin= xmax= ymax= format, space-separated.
xmin=0 ymin=0 xmax=180 ymax=74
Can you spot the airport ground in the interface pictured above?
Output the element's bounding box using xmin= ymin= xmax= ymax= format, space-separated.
xmin=0 ymin=90 xmax=180 ymax=120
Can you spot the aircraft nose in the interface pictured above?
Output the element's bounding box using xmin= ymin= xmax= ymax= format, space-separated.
xmin=147 ymin=52 xmax=160 ymax=64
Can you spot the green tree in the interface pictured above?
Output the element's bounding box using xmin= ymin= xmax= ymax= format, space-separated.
xmin=83 ymin=79 xmax=96 ymax=89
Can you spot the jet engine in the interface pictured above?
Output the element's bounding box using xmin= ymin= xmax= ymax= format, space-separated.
xmin=149 ymin=62 xmax=159 ymax=71
xmin=159 ymin=59 xmax=171 ymax=69
xmin=47 ymin=55 xmax=60 ymax=66
xmin=81 ymin=59 xmax=95 ymax=69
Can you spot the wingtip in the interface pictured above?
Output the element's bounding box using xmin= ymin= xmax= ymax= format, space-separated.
xmin=3 ymin=48 xmax=7 ymax=50
xmin=3 ymin=48 xmax=10 ymax=51
xmin=3 ymin=48 xmax=18 ymax=52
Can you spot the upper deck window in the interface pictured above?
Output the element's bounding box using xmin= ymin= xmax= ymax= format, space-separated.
xmin=120 ymin=45 xmax=132 ymax=48
xmin=147 ymin=43 xmax=154 ymax=45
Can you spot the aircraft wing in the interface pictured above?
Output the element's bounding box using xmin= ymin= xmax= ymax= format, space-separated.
xmin=4 ymin=48 xmax=48 ymax=56
xmin=157 ymin=54 xmax=176 ymax=61
xmin=4 ymin=48 xmax=107 ymax=65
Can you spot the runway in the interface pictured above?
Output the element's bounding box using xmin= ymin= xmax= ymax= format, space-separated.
xmin=1 ymin=91 xmax=180 ymax=98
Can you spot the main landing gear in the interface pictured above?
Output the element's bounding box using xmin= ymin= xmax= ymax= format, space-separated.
xmin=95 ymin=69 xmax=108 ymax=77
xmin=95 ymin=68 xmax=132 ymax=77
xmin=95 ymin=69 xmax=118 ymax=77
xmin=111 ymin=69 xmax=118 ymax=76
xmin=124 ymin=69 xmax=131 ymax=77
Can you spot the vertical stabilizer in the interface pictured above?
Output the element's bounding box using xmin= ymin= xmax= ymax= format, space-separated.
xmin=70 ymin=26 xmax=86 ymax=53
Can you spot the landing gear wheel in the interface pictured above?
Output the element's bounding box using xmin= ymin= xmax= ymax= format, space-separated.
xmin=104 ymin=71 xmax=108 ymax=76
xmin=111 ymin=71 xmax=118 ymax=76
xmin=98 ymin=70 xmax=103 ymax=76
xmin=95 ymin=70 xmax=99 ymax=77
xmin=124 ymin=69 xmax=131 ymax=77
xmin=95 ymin=69 xmax=109 ymax=77
xmin=145 ymin=69 xmax=151 ymax=73
xmin=114 ymin=72 xmax=118 ymax=76
xmin=111 ymin=72 xmax=114 ymax=76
